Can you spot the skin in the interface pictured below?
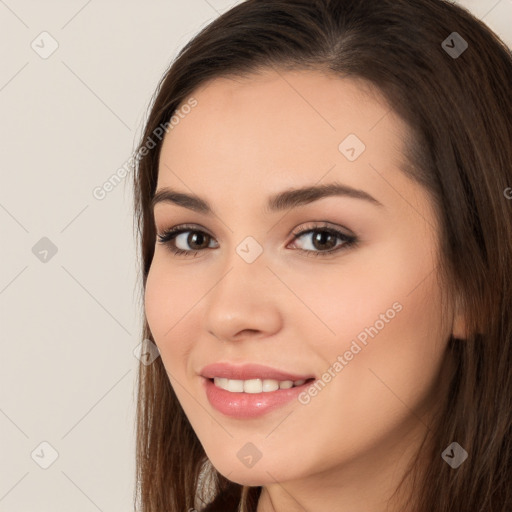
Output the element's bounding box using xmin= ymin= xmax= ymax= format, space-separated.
xmin=144 ymin=69 xmax=467 ymax=512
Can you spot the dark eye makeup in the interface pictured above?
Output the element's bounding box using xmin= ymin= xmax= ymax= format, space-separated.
xmin=156 ymin=222 xmax=358 ymax=259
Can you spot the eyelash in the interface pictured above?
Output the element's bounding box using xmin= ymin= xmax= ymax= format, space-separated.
xmin=156 ymin=222 xmax=357 ymax=258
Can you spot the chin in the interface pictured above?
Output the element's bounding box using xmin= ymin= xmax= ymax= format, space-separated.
xmin=210 ymin=458 xmax=299 ymax=486
xmin=219 ymin=471 xmax=276 ymax=487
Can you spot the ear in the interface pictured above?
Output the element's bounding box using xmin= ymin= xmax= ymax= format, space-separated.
xmin=451 ymin=294 xmax=468 ymax=340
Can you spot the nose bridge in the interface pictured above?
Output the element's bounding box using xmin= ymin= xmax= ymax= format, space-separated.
xmin=234 ymin=233 xmax=266 ymax=266
xmin=210 ymin=239 xmax=269 ymax=307
xmin=203 ymin=238 xmax=282 ymax=340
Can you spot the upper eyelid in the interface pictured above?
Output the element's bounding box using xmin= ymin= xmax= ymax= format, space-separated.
xmin=156 ymin=221 xmax=351 ymax=237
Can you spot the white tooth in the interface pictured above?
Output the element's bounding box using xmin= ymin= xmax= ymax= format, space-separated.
xmin=213 ymin=377 xmax=229 ymax=390
xmin=244 ymin=379 xmax=263 ymax=393
xmin=262 ymin=379 xmax=280 ymax=392
xmin=226 ymin=379 xmax=244 ymax=392
xmin=213 ymin=377 xmax=304 ymax=393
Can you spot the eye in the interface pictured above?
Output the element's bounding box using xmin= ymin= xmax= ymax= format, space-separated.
xmin=156 ymin=222 xmax=357 ymax=258
xmin=156 ymin=224 xmax=218 ymax=257
xmin=288 ymin=223 xmax=357 ymax=257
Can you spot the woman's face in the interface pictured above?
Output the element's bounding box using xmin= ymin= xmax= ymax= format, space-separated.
xmin=144 ymin=69 xmax=464 ymax=490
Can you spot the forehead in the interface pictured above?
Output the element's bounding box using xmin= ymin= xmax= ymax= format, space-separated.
xmin=157 ymin=68 xmax=410 ymax=208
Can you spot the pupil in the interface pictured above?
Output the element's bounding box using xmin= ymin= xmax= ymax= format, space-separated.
xmin=313 ymin=231 xmax=335 ymax=250
xmin=189 ymin=232 xmax=207 ymax=249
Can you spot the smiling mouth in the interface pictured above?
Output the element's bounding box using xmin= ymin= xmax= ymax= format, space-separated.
xmin=209 ymin=377 xmax=315 ymax=393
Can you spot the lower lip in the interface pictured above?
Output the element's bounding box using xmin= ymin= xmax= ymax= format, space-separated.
xmin=203 ymin=377 xmax=313 ymax=419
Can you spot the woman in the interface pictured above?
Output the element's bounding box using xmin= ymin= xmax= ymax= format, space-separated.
xmin=132 ymin=0 xmax=512 ymax=510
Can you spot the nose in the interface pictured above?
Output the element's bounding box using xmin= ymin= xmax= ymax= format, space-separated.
xmin=203 ymin=255 xmax=283 ymax=343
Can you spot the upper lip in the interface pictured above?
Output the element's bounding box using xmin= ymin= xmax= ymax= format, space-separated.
xmin=200 ymin=362 xmax=315 ymax=382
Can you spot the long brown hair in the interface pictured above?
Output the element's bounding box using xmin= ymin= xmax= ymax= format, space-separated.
xmin=132 ymin=1 xmax=512 ymax=510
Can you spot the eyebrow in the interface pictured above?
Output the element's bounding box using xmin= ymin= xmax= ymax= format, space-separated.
xmin=151 ymin=182 xmax=384 ymax=214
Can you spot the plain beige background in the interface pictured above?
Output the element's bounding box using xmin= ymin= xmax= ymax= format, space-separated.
xmin=0 ymin=1 xmax=510 ymax=510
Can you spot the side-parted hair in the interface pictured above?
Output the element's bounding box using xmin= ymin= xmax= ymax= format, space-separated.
xmin=132 ymin=1 xmax=512 ymax=510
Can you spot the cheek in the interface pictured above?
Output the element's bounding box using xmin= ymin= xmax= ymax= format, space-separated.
xmin=144 ymin=261 xmax=168 ymax=340
xmin=308 ymin=224 xmax=441 ymax=344
xmin=288 ymin=235 xmax=447 ymax=422
xmin=143 ymin=259 xmax=199 ymax=372
xmin=280 ymin=239 xmax=436 ymax=346
xmin=279 ymin=275 xmax=447 ymax=476
xmin=338 ymin=271 xmax=445 ymax=425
